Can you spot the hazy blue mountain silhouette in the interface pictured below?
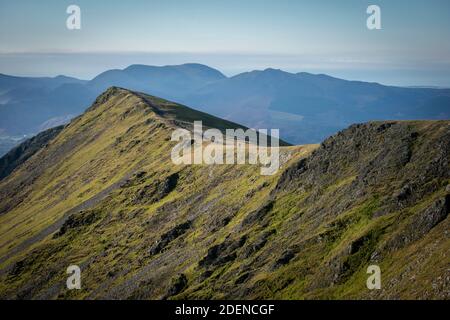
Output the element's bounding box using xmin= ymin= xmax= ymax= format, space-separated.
xmin=0 ymin=64 xmax=224 ymax=138
xmin=89 ymin=63 xmax=226 ymax=100
xmin=0 ymin=75 xmax=93 ymax=136
xmin=0 ymin=63 xmax=449 ymax=154
xmin=180 ymin=68 xmax=450 ymax=143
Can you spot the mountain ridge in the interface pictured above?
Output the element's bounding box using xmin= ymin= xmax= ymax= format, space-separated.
xmin=0 ymin=88 xmax=448 ymax=299
xmin=0 ymin=63 xmax=449 ymax=155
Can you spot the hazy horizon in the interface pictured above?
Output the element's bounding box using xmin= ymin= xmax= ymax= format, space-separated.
xmin=1 ymin=0 xmax=450 ymax=86
xmin=1 ymin=53 xmax=450 ymax=89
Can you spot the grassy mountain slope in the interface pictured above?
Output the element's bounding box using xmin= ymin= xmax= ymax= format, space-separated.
xmin=0 ymin=88 xmax=448 ymax=299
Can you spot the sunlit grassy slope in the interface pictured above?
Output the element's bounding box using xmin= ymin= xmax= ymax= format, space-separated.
xmin=0 ymin=87 xmax=448 ymax=299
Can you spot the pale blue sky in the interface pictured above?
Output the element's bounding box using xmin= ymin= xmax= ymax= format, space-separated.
xmin=1 ymin=0 xmax=450 ymax=86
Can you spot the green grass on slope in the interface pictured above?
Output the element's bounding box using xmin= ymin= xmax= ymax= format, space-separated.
xmin=0 ymin=88 xmax=448 ymax=300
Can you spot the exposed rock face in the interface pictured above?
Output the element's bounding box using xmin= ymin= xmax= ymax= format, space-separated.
xmin=241 ymin=201 xmax=274 ymax=227
xmin=53 ymin=210 xmax=102 ymax=238
xmin=276 ymin=121 xmax=449 ymax=220
xmin=242 ymin=229 xmax=275 ymax=258
xmin=272 ymin=250 xmax=295 ymax=270
xmin=383 ymin=195 xmax=450 ymax=252
xmin=0 ymin=88 xmax=448 ymax=300
xmin=150 ymin=220 xmax=192 ymax=255
xmin=199 ymin=236 xmax=248 ymax=269
xmin=164 ymin=274 xmax=188 ymax=299
xmin=126 ymin=172 xmax=179 ymax=206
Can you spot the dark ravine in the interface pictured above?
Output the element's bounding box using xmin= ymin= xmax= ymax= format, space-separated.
xmin=0 ymin=88 xmax=448 ymax=300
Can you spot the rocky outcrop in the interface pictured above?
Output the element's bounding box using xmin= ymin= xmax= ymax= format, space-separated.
xmin=275 ymin=121 xmax=450 ymax=219
xmin=383 ymin=195 xmax=450 ymax=252
xmin=53 ymin=209 xmax=102 ymax=238
xmin=150 ymin=220 xmax=192 ymax=255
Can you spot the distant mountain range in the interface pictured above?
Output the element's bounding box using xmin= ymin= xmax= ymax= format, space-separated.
xmin=1 ymin=63 xmax=449 ymax=154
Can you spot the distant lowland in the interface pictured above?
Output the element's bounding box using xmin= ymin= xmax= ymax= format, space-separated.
xmin=0 ymin=63 xmax=449 ymax=155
